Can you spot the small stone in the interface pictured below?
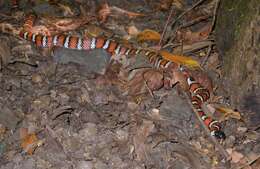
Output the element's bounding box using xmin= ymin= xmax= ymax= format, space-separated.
xmin=115 ymin=129 xmax=128 ymax=141
xmin=20 ymin=158 xmax=35 ymax=169
xmin=149 ymin=108 xmax=161 ymax=120
xmin=31 ymin=73 xmax=42 ymax=83
xmin=225 ymin=135 xmax=236 ymax=147
xmin=94 ymin=160 xmax=108 ymax=169
xmin=231 ymin=151 xmax=244 ymax=163
xmin=127 ymin=102 xmax=139 ymax=110
xmin=79 ymin=123 xmax=98 ymax=142
xmin=237 ymin=127 xmax=248 ymax=133
xmin=76 ymin=160 xmax=93 ymax=169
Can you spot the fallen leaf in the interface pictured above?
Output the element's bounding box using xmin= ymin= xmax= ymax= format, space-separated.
xmin=215 ymin=106 xmax=242 ymax=120
xmin=58 ymin=3 xmax=74 ymax=16
xmin=98 ymin=3 xmax=144 ymax=22
xmin=127 ymin=69 xmax=164 ymax=96
xmin=127 ymin=25 xmax=140 ymax=37
xmin=133 ymin=119 xmax=154 ymax=161
xmin=137 ymin=29 xmax=161 ymax=42
xmin=176 ymin=24 xmax=211 ymax=44
xmin=98 ymin=3 xmax=111 ymax=23
xmin=111 ymin=6 xmax=145 ymax=18
xmin=20 ymin=128 xmax=39 ymax=155
xmin=160 ymin=50 xmax=201 ymax=68
xmin=0 ymin=124 xmax=6 ymax=138
xmin=227 ymin=148 xmax=244 ymax=163
xmin=172 ymin=0 xmax=185 ymax=9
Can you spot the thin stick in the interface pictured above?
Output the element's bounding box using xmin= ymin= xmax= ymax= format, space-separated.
xmin=170 ymin=0 xmax=207 ymax=28
xmin=209 ymin=0 xmax=221 ymax=34
xmin=142 ymin=70 xmax=155 ymax=98
xmin=180 ymin=15 xmax=210 ymax=29
xmin=158 ymin=5 xmax=174 ymax=47
xmin=201 ymin=44 xmax=213 ymax=67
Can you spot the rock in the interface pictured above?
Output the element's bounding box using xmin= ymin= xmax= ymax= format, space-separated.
xmin=76 ymin=160 xmax=93 ymax=169
xmin=237 ymin=127 xmax=248 ymax=133
xmin=31 ymin=73 xmax=43 ymax=83
xmin=19 ymin=158 xmax=36 ymax=169
xmin=115 ymin=129 xmax=128 ymax=142
xmin=78 ymin=123 xmax=98 ymax=142
xmin=0 ymin=104 xmax=20 ymax=130
xmin=225 ymin=135 xmax=236 ymax=147
xmin=53 ymin=48 xmax=110 ymax=75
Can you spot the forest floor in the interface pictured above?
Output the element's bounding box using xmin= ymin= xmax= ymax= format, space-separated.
xmin=0 ymin=0 xmax=259 ymax=169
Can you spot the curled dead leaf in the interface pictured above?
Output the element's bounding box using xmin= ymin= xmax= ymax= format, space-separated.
xmin=127 ymin=69 xmax=164 ymax=96
xmin=215 ymin=106 xmax=242 ymax=120
xmin=20 ymin=128 xmax=39 ymax=155
xmin=137 ymin=29 xmax=161 ymax=42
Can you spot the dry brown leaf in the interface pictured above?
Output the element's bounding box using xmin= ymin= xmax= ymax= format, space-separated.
xmin=0 ymin=37 xmax=11 ymax=68
xmin=58 ymin=3 xmax=74 ymax=16
xmin=215 ymin=106 xmax=242 ymax=120
xmin=0 ymin=23 xmax=18 ymax=35
xmin=111 ymin=6 xmax=145 ymax=18
xmin=98 ymin=3 xmax=144 ymax=22
xmin=160 ymin=50 xmax=201 ymax=68
xmin=137 ymin=29 xmax=161 ymax=42
xmin=127 ymin=25 xmax=140 ymax=37
xmin=226 ymin=148 xmax=244 ymax=163
xmin=127 ymin=69 xmax=164 ymax=96
xmin=20 ymin=128 xmax=39 ymax=155
xmin=0 ymin=124 xmax=6 ymax=138
xmin=133 ymin=120 xmax=154 ymax=161
xmin=98 ymin=3 xmax=111 ymax=23
xmin=172 ymin=0 xmax=185 ymax=9
xmin=176 ymin=24 xmax=211 ymax=44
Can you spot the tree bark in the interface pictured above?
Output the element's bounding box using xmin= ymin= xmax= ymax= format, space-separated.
xmin=215 ymin=0 xmax=260 ymax=125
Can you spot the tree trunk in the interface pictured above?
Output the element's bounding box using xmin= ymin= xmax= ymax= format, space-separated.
xmin=215 ymin=0 xmax=260 ymax=126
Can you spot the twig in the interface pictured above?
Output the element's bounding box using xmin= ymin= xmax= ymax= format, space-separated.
xmin=201 ymin=44 xmax=213 ymax=67
xmin=158 ymin=5 xmax=174 ymax=47
xmin=170 ymin=0 xmax=208 ymax=29
xmin=234 ymin=154 xmax=260 ymax=169
xmin=180 ymin=15 xmax=211 ymax=29
xmin=209 ymin=0 xmax=221 ymax=34
xmin=152 ymin=139 xmax=178 ymax=149
xmin=252 ymin=124 xmax=260 ymax=131
xmin=142 ymin=70 xmax=155 ymax=98
xmin=164 ymin=40 xmax=214 ymax=54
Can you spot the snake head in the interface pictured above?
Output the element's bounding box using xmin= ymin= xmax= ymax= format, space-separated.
xmin=212 ymin=130 xmax=226 ymax=140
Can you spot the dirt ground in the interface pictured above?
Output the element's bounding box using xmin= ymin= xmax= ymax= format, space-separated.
xmin=0 ymin=0 xmax=259 ymax=169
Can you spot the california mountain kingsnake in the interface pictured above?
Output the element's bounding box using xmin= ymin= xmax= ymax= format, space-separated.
xmin=16 ymin=6 xmax=226 ymax=140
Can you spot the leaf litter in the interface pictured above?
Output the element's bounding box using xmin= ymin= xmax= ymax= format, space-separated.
xmin=0 ymin=0 xmax=259 ymax=169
